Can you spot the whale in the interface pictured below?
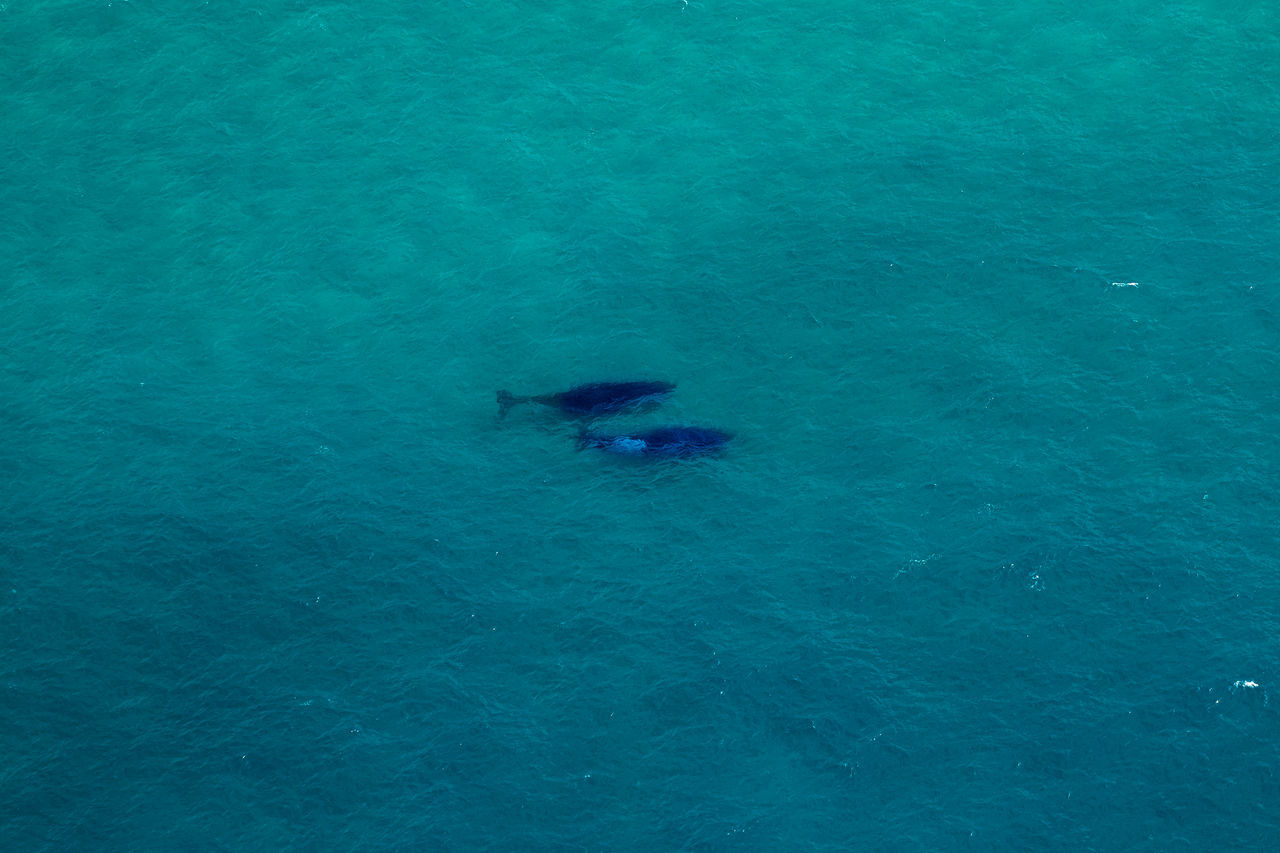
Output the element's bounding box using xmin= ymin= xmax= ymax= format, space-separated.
xmin=578 ymin=426 xmax=732 ymax=457
xmin=497 ymin=380 xmax=676 ymax=420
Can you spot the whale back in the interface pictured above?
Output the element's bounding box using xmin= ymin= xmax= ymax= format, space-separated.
xmin=552 ymin=380 xmax=676 ymax=415
xmin=581 ymin=426 xmax=731 ymax=457
xmin=501 ymin=380 xmax=676 ymax=419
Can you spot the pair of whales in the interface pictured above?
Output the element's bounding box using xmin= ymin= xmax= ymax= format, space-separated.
xmin=496 ymin=380 xmax=731 ymax=457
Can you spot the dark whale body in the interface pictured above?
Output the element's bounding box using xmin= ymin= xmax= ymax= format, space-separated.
xmin=497 ymin=380 xmax=675 ymax=420
xmin=579 ymin=426 xmax=732 ymax=457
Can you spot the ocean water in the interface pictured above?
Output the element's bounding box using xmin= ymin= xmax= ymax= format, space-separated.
xmin=2 ymin=0 xmax=1278 ymax=849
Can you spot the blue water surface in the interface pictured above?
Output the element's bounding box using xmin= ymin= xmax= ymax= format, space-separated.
xmin=2 ymin=1 xmax=1278 ymax=850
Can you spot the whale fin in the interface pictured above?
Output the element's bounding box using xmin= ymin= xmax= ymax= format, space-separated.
xmin=496 ymin=390 xmax=522 ymax=420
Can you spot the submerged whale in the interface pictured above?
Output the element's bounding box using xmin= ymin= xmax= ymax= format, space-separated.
xmin=497 ymin=380 xmax=676 ymax=420
xmin=578 ymin=426 xmax=732 ymax=457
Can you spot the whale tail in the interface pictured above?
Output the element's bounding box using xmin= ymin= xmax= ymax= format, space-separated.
xmin=497 ymin=390 xmax=531 ymax=420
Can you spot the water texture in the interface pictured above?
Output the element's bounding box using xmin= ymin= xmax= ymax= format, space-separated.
xmin=2 ymin=1 xmax=1278 ymax=850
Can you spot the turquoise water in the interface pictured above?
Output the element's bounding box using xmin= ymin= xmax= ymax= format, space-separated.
xmin=3 ymin=1 xmax=1278 ymax=849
